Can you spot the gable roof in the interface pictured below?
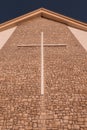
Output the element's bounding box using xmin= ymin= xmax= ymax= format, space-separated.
xmin=0 ymin=8 xmax=87 ymax=31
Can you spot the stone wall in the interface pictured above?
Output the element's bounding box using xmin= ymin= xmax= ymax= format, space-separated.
xmin=0 ymin=17 xmax=87 ymax=130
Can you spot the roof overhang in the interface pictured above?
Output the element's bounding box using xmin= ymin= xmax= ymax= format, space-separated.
xmin=0 ymin=8 xmax=87 ymax=31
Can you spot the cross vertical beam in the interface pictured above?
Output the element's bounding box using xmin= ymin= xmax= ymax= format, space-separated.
xmin=41 ymin=32 xmax=44 ymax=95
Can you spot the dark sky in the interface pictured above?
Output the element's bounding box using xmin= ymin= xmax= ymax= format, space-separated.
xmin=0 ymin=0 xmax=87 ymax=24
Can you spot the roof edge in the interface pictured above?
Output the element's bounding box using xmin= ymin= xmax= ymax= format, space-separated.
xmin=0 ymin=8 xmax=42 ymax=31
xmin=0 ymin=8 xmax=87 ymax=31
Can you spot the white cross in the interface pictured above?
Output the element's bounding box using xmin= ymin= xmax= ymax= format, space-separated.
xmin=18 ymin=32 xmax=67 ymax=95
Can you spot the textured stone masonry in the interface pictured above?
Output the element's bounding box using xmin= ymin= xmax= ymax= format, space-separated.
xmin=0 ymin=17 xmax=87 ymax=129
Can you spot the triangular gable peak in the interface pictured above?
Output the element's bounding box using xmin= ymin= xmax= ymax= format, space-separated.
xmin=0 ymin=8 xmax=87 ymax=31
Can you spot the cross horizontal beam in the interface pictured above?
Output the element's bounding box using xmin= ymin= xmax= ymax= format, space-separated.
xmin=17 ymin=44 xmax=67 ymax=47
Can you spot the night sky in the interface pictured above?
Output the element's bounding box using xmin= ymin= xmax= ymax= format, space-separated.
xmin=0 ymin=0 xmax=87 ymax=24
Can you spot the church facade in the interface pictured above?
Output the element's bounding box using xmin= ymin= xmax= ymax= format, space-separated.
xmin=0 ymin=8 xmax=87 ymax=130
